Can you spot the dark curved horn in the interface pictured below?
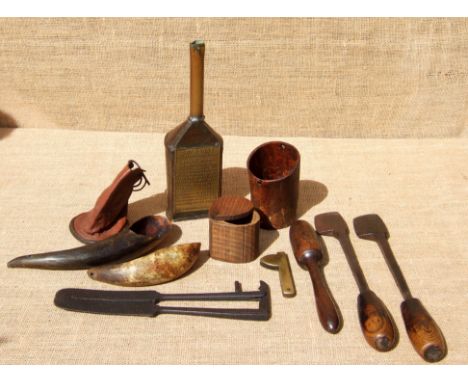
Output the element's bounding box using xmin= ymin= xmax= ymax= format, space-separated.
xmin=7 ymin=215 xmax=171 ymax=270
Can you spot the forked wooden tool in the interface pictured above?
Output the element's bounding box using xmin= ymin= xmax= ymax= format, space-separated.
xmin=353 ymin=214 xmax=447 ymax=363
xmin=260 ymin=252 xmax=296 ymax=297
xmin=315 ymin=212 xmax=397 ymax=352
xmin=290 ymin=220 xmax=342 ymax=334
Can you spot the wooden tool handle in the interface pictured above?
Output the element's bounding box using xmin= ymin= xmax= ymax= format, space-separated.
xmin=357 ymin=290 xmax=398 ymax=352
xmin=401 ymin=298 xmax=447 ymax=363
xmin=289 ymin=220 xmax=322 ymax=261
xmin=290 ymin=220 xmax=341 ymax=333
xmin=190 ymin=40 xmax=205 ymax=117
xmin=305 ymin=260 xmax=342 ymax=333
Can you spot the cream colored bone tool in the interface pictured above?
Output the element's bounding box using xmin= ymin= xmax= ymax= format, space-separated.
xmin=260 ymin=252 xmax=296 ymax=297
xmin=87 ymin=243 xmax=201 ymax=287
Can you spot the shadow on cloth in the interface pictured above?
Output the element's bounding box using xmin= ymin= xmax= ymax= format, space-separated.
xmin=128 ymin=167 xmax=250 ymax=221
xmin=259 ymin=229 xmax=280 ymax=255
xmin=0 ymin=110 xmax=18 ymax=140
xmin=128 ymin=191 xmax=167 ymax=222
xmin=127 ymin=174 xmax=326 ymax=240
xmin=178 ymin=249 xmax=211 ymax=280
xmin=222 ymin=167 xmax=250 ymax=197
xmin=297 ymin=179 xmax=328 ymax=218
xmin=158 ymin=223 xmax=182 ymax=248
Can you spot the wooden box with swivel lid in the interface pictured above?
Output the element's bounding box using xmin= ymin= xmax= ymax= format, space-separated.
xmin=209 ymin=196 xmax=260 ymax=263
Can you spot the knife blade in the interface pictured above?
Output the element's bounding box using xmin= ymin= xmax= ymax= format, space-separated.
xmin=54 ymin=288 xmax=159 ymax=317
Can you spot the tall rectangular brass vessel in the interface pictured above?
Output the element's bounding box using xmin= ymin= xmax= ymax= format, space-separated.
xmin=164 ymin=40 xmax=223 ymax=221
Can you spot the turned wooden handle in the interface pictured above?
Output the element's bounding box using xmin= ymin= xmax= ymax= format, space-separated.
xmin=289 ymin=220 xmax=321 ymax=258
xmin=290 ymin=220 xmax=341 ymax=333
xmin=357 ymin=290 xmax=398 ymax=352
xmin=401 ymin=298 xmax=447 ymax=363
xmin=305 ymin=260 xmax=342 ymax=333
xmin=190 ymin=40 xmax=205 ymax=117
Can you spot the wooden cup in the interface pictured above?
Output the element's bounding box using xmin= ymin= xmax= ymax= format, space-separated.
xmin=247 ymin=141 xmax=300 ymax=230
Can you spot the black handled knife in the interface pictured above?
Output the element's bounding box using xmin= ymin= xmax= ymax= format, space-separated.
xmin=54 ymin=281 xmax=271 ymax=321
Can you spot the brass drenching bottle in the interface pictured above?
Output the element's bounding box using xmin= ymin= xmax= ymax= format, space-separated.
xmin=164 ymin=40 xmax=223 ymax=221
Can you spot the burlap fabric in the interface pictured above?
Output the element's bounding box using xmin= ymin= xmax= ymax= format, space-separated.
xmin=0 ymin=18 xmax=467 ymax=138
xmin=1 ymin=17 xmax=467 ymax=364
xmin=0 ymin=128 xmax=466 ymax=364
